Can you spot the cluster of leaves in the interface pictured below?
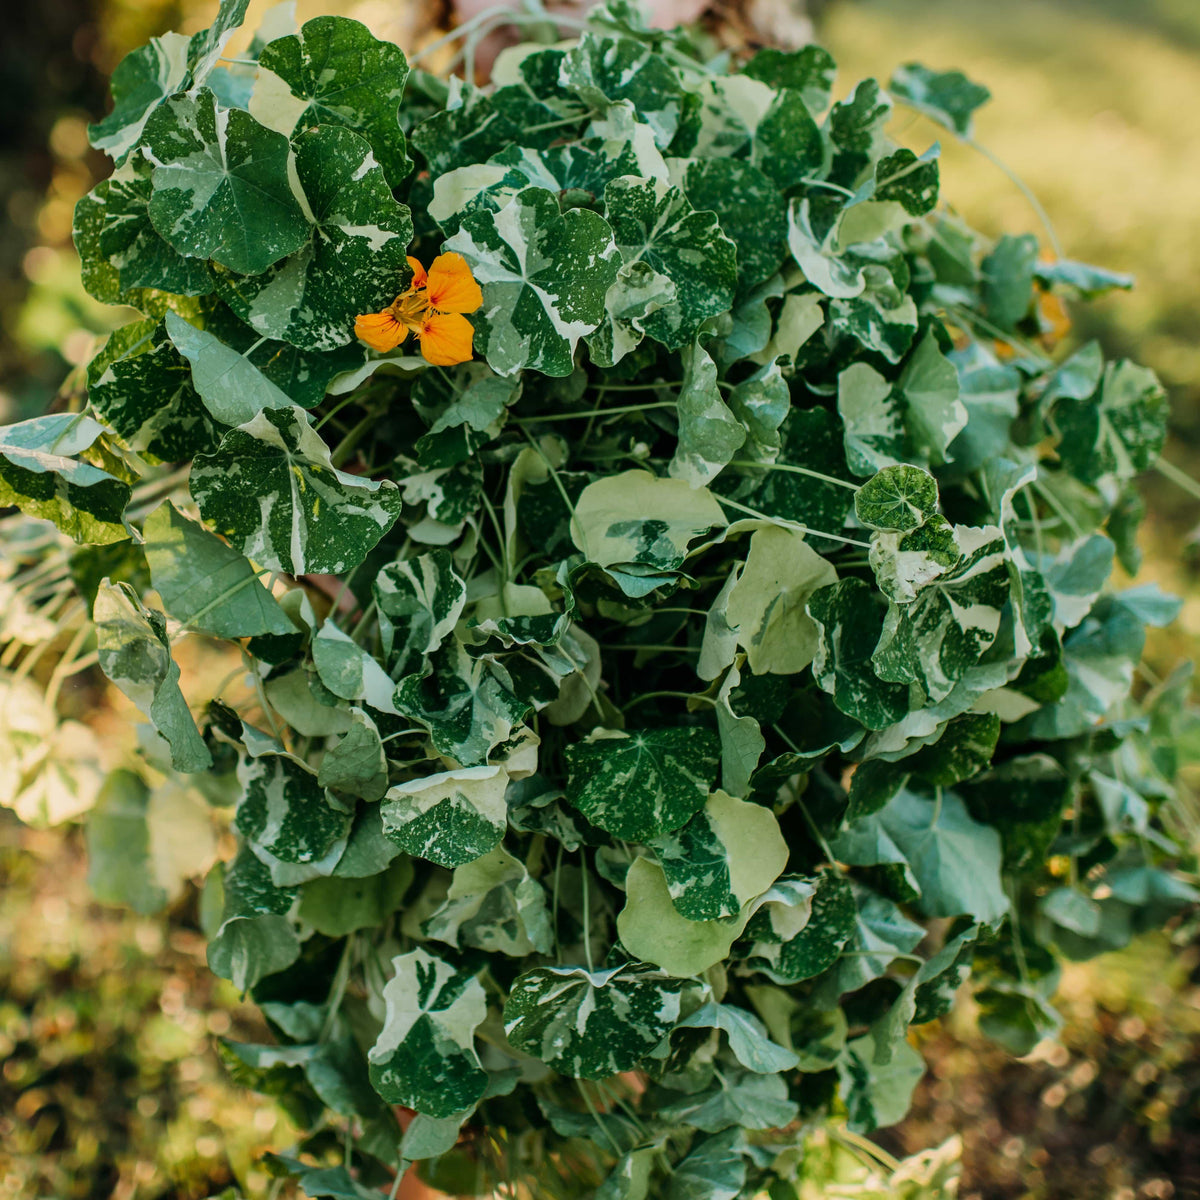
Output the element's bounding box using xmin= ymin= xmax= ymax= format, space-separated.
xmin=2 ymin=0 xmax=1196 ymax=1195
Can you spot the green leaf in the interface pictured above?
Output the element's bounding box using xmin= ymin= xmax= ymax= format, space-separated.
xmin=191 ymin=406 xmax=403 ymax=575
xmin=617 ymin=855 xmax=758 ymax=977
xmin=87 ymin=318 xmax=223 ymax=461
xmin=235 ymin=752 xmax=352 ymax=866
xmin=164 ymin=311 xmax=295 ymax=426
xmin=837 ymin=1032 xmax=925 ymax=1132
xmin=373 ymin=550 xmax=467 ymax=677
xmin=899 ymin=327 xmax=966 ymax=466
xmin=1034 ymin=258 xmax=1134 ymax=300
xmin=659 ymin=1067 xmax=797 ymax=1132
xmin=94 ymin=580 xmax=212 ymax=773
xmin=141 ymin=88 xmax=310 ymax=275
xmin=143 ymin=501 xmax=294 ymax=638
xmin=830 ymin=78 xmax=892 ymax=160
xmin=745 ymin=869 xmax=855 ymax=984
xmin=1052 ymin=360 xmax=1168 ymax=485
xmin=250 ymin=15 xmax=411 ymax=185
xmin=678 ymin=158 xmax=786 ymax=291
xmin=208 ymin=911 xmax=301 ymax=993
xmin=381 ymin=764 xmax=509 ymax=868
xmin=838 ymin=363 xmax=904 ymax=476
xmin=0 ymin=414 xmax=131 ymax=544
xmin=298 ymin=857 xmax=412 ymax=937
xmin=90 ymin=154 xmax=216 ymax=297
xmin=89 ymin=32 xmax=193 ymax=161
xmin=960 ymin=754 xmax=1070 ymax=871
xmin=726 ymin=526 xmax=837 ymax=675
xmin=669 ymin=342 xmax=745 ymax=488
xmin=752 ymin=87 xmax=826 ymax=191
xmin=601 ymin=175 xmax=738 ymax=352
xmin=742 ymin=44 xmax=837 ymax=114
xmin=503 ymin=961 xmax=683 ymax=1078
xmin=85 ymin=769 xmax=167 ymax=914
xmin=872 ymin=524 xmax=1010 ymax=703
xmin=444 ymin=186 xmax=620 ymax=377
xmin=571 ymin=469 xmax=727 ymax=574
xmin=215 ymin=125 xmax=414 ymax=352
xmin=648 ymin=790 xmax=788 ymax=921
xmin=667 ymin=1130 xmax=746 ymax=1200
xmin=868 ymin=514 xmax=960 ymax=606
xmin=675 ymin=1001 xmax=799 ymax=1073
xmin=367 ymin=948 xmax=488 ymax=1118
xmin=422 ymin=845 xmax=552 ymax=956
xmin=560 ymin=34 xmax=685 ymax=148
xmin=317 ymin=707 xmax=388 ymax=802
xmin=981 ymin=233 xmax=1038 ymax=332
xmin=788 ymin=199 xmax=869 ymax=299
xmin=808 ymin=579 xmax=910 ymax=730
xmin=888 ymin=62 xmax=991 ymax=136
xmin=835 ymin=788 xmax=1008 ymax=924
xmin=739 ymin=407 xmax=855 ymax=534
xmin=565 ymin=726 xmax=720 ymax=842
xmin=311 ymin=620 xmax=400 ymax=713
xmin=875 ymin=146 xmax=940 ymax=216
xmin=394 ymin=641 xmax=528 ymax=768
xmin=820 ymin=881 xmax=925 ymax=997
xmin=855 ymin=465 xmax=938 ymax=533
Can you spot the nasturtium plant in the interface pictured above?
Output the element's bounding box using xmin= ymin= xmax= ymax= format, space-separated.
xmin=1 ymin=0 xmax=1194 ymax=1195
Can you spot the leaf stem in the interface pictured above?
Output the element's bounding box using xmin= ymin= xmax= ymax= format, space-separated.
xmin=964 ymin=136 xmax=1065 ymax=260
xmin=580 ymin=851 xmax=595 ymax=973
xmin=516 ymin=401 xmax=677 ymax=422
xmin=1155 ymin=455 xmax=1200 ymax=502
xmin=729 ymin=459 xmax=860 ymax=491
xmin=717 ymin=495 xmax=871 ymax=548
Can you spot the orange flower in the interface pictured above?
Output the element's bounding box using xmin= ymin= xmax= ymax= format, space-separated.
xmin=354 ymin=252 xmax=483 ymax=366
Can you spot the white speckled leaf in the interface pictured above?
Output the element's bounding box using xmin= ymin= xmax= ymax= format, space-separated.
xmin=94 ymin=580 xmax=212 ymax=773
xmin=190 ymin=405 xmax=402 ymax=575
xmin=648 ymin=790 xmax=788 ymax=921
xmin=872 ymin=523 xmax=1010 ymax=703
xmin=215 ymin=125 xmax=413 ymax=352
xmin=0 ymin=414 xmax=132 ymax=545
xmin=142 ymin=88 xmax=309 ymax=275
xmin=250 ymin=15 xmax=411 ymax=185
xmin=422 ymin=845 xmax=552 ymax=956
xmin=444 ymin=186 xmax=620 ymax=377
xmin=503 ymin=962 xmax=683 ymax=1079
xmin=381 ymin=764 xmax=509 ymax=868
xmin=235 ymin=752 xmax=352 ymax=866
xmin=368 ymin=948 xmax=487 ymax=1117
xmin=372 ymin=550 xmax=467 ymax=677
xmin=565 ymin=726 xmax=720 ymax=842
xmin=669 ymin=342 xmax=746 ymax=487
xmin=87 ymin=318 xmax=222 ymax=462
xmin=602 ymin=175 xmax=737 ymax=352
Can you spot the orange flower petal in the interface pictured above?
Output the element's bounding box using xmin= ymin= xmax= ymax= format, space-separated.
xmin=425 ymin=252 xmax=483 ymax=315
xmin=406 ymin=256 xmax=428 ymax=290
xmin=417 ymin=311 xmax=475 ymax=366
xmin=355 ymin=311 xmax=408 ymax=353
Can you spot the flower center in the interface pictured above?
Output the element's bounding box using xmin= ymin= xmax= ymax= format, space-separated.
xmin=390 ymin=287 xmax=430 ymax=332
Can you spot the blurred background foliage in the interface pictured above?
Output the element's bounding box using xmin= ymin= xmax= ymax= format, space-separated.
xmin=2 ymin=0 xmax=1199 ymax=1197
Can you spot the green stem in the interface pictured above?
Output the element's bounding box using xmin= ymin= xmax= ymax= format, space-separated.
xmin=576 ymin=1078 xmax=620 ymax=1156
xmin=717 ymin=495 xmax=872 ymax=548
xmin=1155 ymin=455 xmax=1200 ymax=502
xmin=794 ymin=791 xmax=837 ymax=865
xmin=330 ymin=413 xmax=375 ymax=468
xmin=964 ymin=136 xmax=1065 ymax=260
xmin=320 ymin=934 xmax=356 ymax=1042
xmin=516 ymin=401 xmax=676 ymax=422
xmin=580 ymin=851 xmax=595 ymax=973
xmin=729 ymin=459 xmax=860 ymax=491
xmin=621 ymin=690 xmax=716 ymax=712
